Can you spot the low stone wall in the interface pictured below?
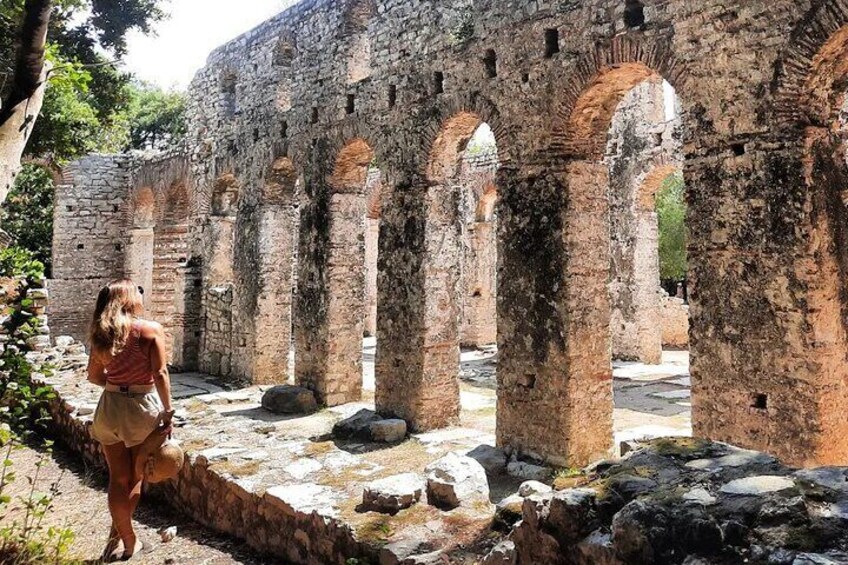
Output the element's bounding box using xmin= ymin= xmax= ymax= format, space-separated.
xmin=661 ymin=293 xmax=689 ymax=349
xmin=36 ymin=347 xmax=374 ymax=564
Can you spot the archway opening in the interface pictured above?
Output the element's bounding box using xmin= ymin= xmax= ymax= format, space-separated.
xmin=417 ymin=113 xmax=500 ymax=431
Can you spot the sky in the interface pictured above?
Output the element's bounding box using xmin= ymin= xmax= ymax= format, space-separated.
xmin=121 ymin=0 xmax=296 ymax=90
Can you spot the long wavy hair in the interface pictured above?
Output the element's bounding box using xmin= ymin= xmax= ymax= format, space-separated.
xmin=89 ymin=279 xmax=144 ymax=360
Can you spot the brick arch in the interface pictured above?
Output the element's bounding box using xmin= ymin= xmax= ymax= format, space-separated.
xmin=551 ymin=35 xmax=686 ymax=160
xmin=130 ymin=186 xmax=156 ymax=229
xmin=772 ymin=0 xmax=848 ymax=128
xmin=211 ymin=173 xmax=240 ymax=217
xmin=637 ymin=161 xmax=682 ymax=211
xmin=263 ymin=156 xmax=298 ymax=205
xmin=163 ymin=181 xmax=189 ymax=224
xmin=475 ymin=182 xmax=497 ymax=222
xmin=420 ymin=92 xmax=514 ymax=175
xmin=329 ymin=138 xmax=375 ymax=193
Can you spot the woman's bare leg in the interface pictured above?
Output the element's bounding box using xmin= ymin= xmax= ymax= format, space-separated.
xmin=102 ymin=442 xmax=137 ymax=556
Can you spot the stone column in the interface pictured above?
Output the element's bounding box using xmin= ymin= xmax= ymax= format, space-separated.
xmin=295 ymin=141 xmax=367 ymax=406
xmin=497 ymin=164 xmax=613 ymax=467
xmin=363 ymin=218 xmax=379 ymax=337
xmin=631 ymin=209 xmax=662 ymax=364
xmin=252 ymin=203 xmax=297 ymax=384
xmin=463 ymin=220 xmax=497 ymax=347
xmin=375 ymin=176 xmax=461 ymax=431
xmin=126 ymin=227 xmax=155 ymax=309
xmin=691 ymin=135 xmax=848 ymax=467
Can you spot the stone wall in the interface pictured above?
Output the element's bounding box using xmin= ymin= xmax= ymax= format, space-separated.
xmin=51 ymin=0 xmax=848 ymax=467
xmin=50 ymin=156 xmax=130 ymax=340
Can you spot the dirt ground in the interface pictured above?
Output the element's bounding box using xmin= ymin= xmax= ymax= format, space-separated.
xmin=2 ymin=441 xmax=269 ymax=564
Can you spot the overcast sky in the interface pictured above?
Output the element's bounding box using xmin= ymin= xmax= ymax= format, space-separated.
xmin=121 ymin=0 xmax=296 ymax=90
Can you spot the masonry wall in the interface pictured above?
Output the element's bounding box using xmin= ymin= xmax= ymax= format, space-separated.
xmin=51 ymin=0 xmax=848 ymax=467
xmin=50 ymin=156 xmax=130 ymax=340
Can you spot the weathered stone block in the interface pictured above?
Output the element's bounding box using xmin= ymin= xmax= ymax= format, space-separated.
xmin=261 ymin=385 xmax=318 ymax=415
xmin=425 ymin=452 xmax=490 ymax=510
xmin=362 ymin=473 xmax=423 ymax=514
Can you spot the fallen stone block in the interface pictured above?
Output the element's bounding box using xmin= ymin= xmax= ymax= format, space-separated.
xmin=518 ymin=480 xmax=551 ymax=497
xmin=362 ymin=473 xmax=423 ymax=514
xmin=261 ymin=385 xmax=318 ymax=415
xmin=333 ymin=408 xmax=382 ymax=440
xmin=467 ymin=444 xmax=507 ymax=474
xmin=507 ymin=460 xmax=552 ymax=482
xmin=425 ymin=452 xmax=490 ymax=510
xmin=54 ymin=335 xmax=75 ymax=349
xmin=369 ymin=418 xmax=407 ymax=443
xmin=494 ymin=494 xmax=523 ymax=529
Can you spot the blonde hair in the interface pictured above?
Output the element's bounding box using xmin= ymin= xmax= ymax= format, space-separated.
xmin=89 ymin=279 xmax=144 ymax=359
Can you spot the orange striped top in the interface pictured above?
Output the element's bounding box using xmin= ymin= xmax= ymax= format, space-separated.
xmin=105 ymin=321 xmax=155 ymax=386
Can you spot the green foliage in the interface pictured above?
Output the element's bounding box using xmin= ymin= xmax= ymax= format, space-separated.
xmin=124 ymin=83 xmax=187 ymax=151
xmin=2 ymin=165 xmax=55 ymax=276
xmin=656 ymin=173 xmax=688 ymax=282
xmin=2 ymin=0 xmax=170 ymax=162
xmin=0 ymin=248 xmax=45 ymax=282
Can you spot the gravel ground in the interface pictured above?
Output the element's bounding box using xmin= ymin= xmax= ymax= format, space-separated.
xmin=3 ymin=440 xmax=269 ymax=564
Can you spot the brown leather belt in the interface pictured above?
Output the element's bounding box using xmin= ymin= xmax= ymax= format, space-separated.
xmin=104 ymin=383 xmax=155 ymax=396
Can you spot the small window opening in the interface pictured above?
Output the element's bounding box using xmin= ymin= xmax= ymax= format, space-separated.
xmin=751 ymin=393 xmax=768 ymax=410
xmin=731 ymin=143 xmax=746 ymax=156
xmin=522 ymin=72 xmax=530 ymax=84
xmin=434 ymin=72 xmax=444 ymax=95
xmin=115 ymin=244 xmax=122 ymax=252
xmin=311 ymin=107 xmax=319 ymax=124
xmin=624 ymin=0 xmax=646 ymax=28
xmin=112 ymin=205 xmax=120 ymax=213
xmin=76 ymin=243 xmax=84 ymax=250
xmin=545 ymin=29 xmax=560 ymax=58
xmin=346 ymin=94 xmax=356 ymax=114
xmin=484 ymin=49 xmax=497 ymax=78
xmin=194 ymin=279 xmax=202 ymax=288
xmin=281 ymin=121 xmax=288 ymax=138
xmin=66 ymin=206 xmax=73 ymax=212
xmin=253 ymin=128 xmax=260 ymax=142
xmin=388 ymin=84 xmax=397 ymax=109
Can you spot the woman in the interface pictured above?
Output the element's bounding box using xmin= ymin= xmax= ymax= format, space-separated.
xmin=87 ymin=280 xmax=173 ymax=561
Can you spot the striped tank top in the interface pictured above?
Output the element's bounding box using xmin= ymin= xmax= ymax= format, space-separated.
xmin=105 ymin=321 xmax=155 ymax=386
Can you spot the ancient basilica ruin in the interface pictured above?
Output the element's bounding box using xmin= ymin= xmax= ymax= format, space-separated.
xmin=42 ymin=0 xmax=848 ymax=561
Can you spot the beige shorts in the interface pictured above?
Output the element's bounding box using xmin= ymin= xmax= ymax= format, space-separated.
xmin=90 ymin=390 xmax=163 ymax=448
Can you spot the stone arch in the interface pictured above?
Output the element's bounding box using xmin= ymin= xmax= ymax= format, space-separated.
xmin=551 ymin=36 xmax=685 ymax=159
xmin=475 ymin=182 xmax=497 ymax=222
xmin=637 ymin=163 xmax=681 ymax=211
xmin=772 ymin=2 xmax=848 ymax=128
xmin=263 ymin=157 xmax=297 ymax=205
xmin=211 ymin=173 xmax=240 ymax=217
xmin=329 ymin=138 xmax=374 ymax=192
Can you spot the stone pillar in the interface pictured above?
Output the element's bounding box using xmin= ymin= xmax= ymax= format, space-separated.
xmin=376 ymin=177 xmax=461 ymax=431
xmin=497 ymin=164 xmax=613 ymax=467
xmin=126 ymin=227 xmax=154 ymax=309
xmin=363 ymin=218 xmax=379 ymax=338
xmin=462 ymin=221 xmax=497 ymax=347
xmin=295 ymin=141 xmax=367 ymax=406
xmin=252 ymin=204 xmax=296 ymax=384
xmin=690 ymin=135 xmax=848 ymax=467
xmin=631 ymin=209 xmax=662 ymax=364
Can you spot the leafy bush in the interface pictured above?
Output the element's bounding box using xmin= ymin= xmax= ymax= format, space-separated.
xmin=656 ymin=172 xmax=687 ymax=282
xmin=0 ymin=248 xmax=45 ymax=283
xmin=3 ymin=166 xmax=54 ymax=277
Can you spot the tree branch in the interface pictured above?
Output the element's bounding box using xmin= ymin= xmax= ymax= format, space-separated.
xmin=0 ymin=0 xmax=52 ymax=128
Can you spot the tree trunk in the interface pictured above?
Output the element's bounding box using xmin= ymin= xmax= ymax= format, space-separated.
xmin=0 ymin=0 xmax=53 ymax=204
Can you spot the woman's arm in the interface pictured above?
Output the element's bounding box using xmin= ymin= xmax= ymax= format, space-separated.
xmin=87 ymin=354 xmax=107 ymax=387
xmin=142 ymin=321 xmax=173 ymax=414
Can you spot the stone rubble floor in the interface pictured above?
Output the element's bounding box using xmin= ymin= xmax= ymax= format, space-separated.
xmin=42 ymin=340 xmax=693 ymax=562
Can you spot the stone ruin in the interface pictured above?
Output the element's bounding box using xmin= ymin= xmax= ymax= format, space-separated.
xmin=41 ymin=0 xmax=848 ymax=561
